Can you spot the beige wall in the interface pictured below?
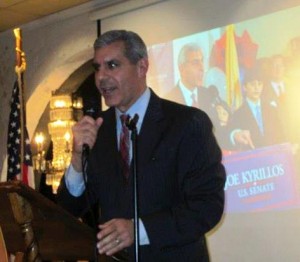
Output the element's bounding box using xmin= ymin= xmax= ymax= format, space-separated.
xmin=0 ymin=11 xmax=95 ymax=177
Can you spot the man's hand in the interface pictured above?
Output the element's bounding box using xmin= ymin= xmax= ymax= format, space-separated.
xmin=71 ymin=116 xmax=103 ymax=171
xmin=97 ymin=218 xmax=134 ymax=256
xmin=233 ymin=130 xmax=255 ymax=149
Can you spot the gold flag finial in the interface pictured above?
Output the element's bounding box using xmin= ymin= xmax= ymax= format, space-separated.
xmin=13 ymin=28 xmax=26 ymax=74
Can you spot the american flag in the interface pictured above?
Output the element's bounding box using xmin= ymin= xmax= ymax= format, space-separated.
xmin=7 ymin=80 xmax=35 ymax=188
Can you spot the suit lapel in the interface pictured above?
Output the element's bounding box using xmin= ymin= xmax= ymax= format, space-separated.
xmin=99 ymin=108 xmax=122 ymax=176
xmin=137 ymin=91 xmax=167 ymax=175
xmin=100 ymin=92 xmax=170 ymax=180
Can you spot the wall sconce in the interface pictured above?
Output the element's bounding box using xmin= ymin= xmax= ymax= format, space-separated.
xmin=33 ymin=132 xmax=45 ymax=173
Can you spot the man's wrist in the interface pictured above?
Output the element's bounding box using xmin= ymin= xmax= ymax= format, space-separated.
xmin=65 ymin=164 xmax=85 ymax=196
xmin=71 ymin=151 xmax=82 ymax=172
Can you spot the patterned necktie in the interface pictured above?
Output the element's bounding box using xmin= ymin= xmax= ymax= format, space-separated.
xmin=191 ymin=93 xmax=198 ymax=108
xmin=120 ymin=114 xmax=130 ymax=179
xmin=255 ymin=105 xmax=264 ymax=134
xmin=278 ymin=84 xmax=286 ymax=104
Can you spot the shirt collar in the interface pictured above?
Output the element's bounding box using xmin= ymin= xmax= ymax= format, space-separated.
xmin=178 ymin=80 xmax=198 ymax=106
xmin=115 ymin=87 xmax=150 ymax=133
xmin=246 ymin=97 xmax=261 ymax=110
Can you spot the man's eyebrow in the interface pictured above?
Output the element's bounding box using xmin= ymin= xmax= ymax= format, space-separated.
xmin=92 ymin=62 xmax=100 ymax=70
xmin=105 ymin=58 xmax=119 ymax=63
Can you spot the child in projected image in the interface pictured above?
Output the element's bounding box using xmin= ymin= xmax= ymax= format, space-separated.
xmin=214 ymin=101 xmax=233 ymax=152
xmin=207 ymin=85 xmax=233 ymax=152
xmin=229 ymin=65 xmax=286 ymax=151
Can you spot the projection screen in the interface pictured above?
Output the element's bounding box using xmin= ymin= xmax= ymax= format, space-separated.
xmin=97 ymin=0 xmax=300 ymax=260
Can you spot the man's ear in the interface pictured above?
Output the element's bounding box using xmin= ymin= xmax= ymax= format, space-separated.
xmin=137 ymin=57 xmax=149 ymax=77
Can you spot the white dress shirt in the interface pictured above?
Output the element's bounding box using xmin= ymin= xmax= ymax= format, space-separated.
xmin=178 ymin=80 xmax=198 ymax=106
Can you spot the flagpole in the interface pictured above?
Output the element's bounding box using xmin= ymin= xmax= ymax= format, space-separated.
xmin=13 ymin=28 xmax=26 ymax=180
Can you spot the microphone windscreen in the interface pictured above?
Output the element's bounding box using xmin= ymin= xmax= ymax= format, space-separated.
xmin=208 ymin=85 xmax=219 ymax=97
xmin=83 ymin=96 xmax=100 ymax=119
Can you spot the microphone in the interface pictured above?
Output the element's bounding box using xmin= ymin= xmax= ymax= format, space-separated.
xmin=82 ymin=96 xmax=101 ymax=156
xmin=208 ymin=85 xmax=219 ymax=97
xmin=126 ymin=114 xmax=139 ymax=131
xmin=83 ymin=96 xmax=101 ymax=119
xmin=208 ymin=85 xmax=222 ymax=106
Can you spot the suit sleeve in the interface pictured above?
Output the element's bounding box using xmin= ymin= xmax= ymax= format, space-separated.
xmin=142 ymin=110 xmax=226 ymax=250
xmin=56 ymin=175 xmax=88 ymax=217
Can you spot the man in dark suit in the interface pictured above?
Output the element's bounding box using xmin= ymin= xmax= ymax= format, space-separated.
xmin=230 ymin=65 xmax=285 ymax=151
xmin=262 ymin=54 xmax=300 ymax=169
xmin=57 ymin=30 xmax=225 ymax=261
xmin=263 ymin=55 xmax=287 ymax=109
xmin=167 ymin=43 xmax=214 ymax=116
xmin=262 ymin=55 xmax=297 ymax=143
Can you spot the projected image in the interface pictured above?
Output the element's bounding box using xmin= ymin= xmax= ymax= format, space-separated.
xmin=147 ymin=6 xmax=300 ymax=213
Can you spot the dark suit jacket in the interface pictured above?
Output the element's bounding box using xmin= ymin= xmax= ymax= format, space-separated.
xmin=230 ymin=99 xmax=285 ymax=151
xmin=262 ymin=81 xmax=296 ymax=143
xmin=262 ymin=82 xmax=285 ymax=109
xmin=57 ymin=89 xmax=225 ymax=261
xmin=166 ymin=84 xmax=215 ymax=117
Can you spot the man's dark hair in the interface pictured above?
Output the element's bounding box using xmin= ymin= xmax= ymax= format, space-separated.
xmin=243 ymin=64 xmax=264 ymax=84
xmin=94 ymin=30 xmax=148 ymax=64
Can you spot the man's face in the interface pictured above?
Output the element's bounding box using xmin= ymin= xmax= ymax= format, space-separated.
xmin=93 ymin=41 xmax=148 ymax=112
xmin=244 ymin=80 xmax=263 ymax=102
xmin=179 ymin=50 xmax=204 ymax=89
xmin=272 ymin=57 xmax=285 ymax=81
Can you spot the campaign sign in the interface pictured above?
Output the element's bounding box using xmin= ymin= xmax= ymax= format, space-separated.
xmin=223 ymin=143 xmax=300 ymax=213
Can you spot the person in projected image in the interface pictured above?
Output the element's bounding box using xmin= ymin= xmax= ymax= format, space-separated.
xmin=167 ymin=43 xmax=214 ymax=116
xmin=205 ymin=85 xmax=233 ymax=153
xmin=263 ymin=55 xmax=287 ymax=109
xmin=56 ymin=30 xmax=225 ymax=261
xmin=285 ymin=37 xmax=300 ymax=167
xmin=263 ymin=54 xmax=299 ymax=154
xmin=214 ymin=103 xmax=233 ymax=152
xmin=229 ymin=65 xmax=286 ymax=151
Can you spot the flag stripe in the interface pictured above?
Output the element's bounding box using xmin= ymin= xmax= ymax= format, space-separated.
xmin=7 ymin=80 xmax=35 ymax=188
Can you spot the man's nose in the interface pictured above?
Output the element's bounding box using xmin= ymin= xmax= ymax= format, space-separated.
xmin=95 ymin=67 xmax=109 ymax=80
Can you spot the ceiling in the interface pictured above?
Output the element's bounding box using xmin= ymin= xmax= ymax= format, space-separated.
xmin=0 ymin=0 xmax=119 ymax=32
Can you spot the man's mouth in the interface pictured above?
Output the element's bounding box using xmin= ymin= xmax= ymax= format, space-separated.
xmin=100 ymin=86 xmax=117 ymax=96
xmin=98 ymin=78 xmax=117 ymax=96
